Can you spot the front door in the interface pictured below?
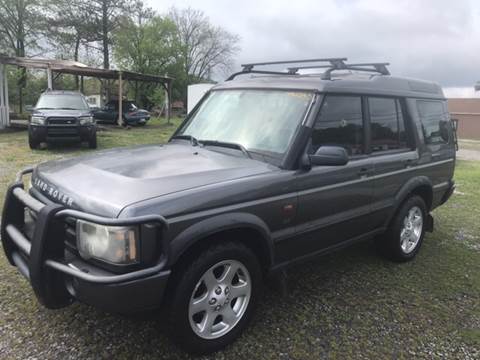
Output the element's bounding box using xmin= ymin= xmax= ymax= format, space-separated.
xmin=275 ymin=95 xmax=375 ymax=263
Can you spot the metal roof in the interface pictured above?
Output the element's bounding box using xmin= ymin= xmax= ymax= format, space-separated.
xmin=214 ymin=73 xmax=445 ymax=99
xmin=0 ymin=55 xmax=173 ymax=83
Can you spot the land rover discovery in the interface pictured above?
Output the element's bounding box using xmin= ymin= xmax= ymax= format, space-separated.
xmin=28 ymin=90 xmax=97 ymax=149
xmin=1 ymin=58 xmax=456 ymax=354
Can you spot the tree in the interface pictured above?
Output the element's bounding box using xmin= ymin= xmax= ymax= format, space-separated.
xmin=0 ymin=0 xmax=46 ymax=112
xmin=168 ymin=7 xmax=240 ymax=87
xmin=114 ymin=12 xmax=182 ymax=108
xmin=47 ymin=0 xmax=98 ymax=62
xmin=70 ymin=0 xmax=135 ymax=70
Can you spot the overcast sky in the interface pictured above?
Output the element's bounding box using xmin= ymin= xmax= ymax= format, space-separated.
xmin=148 ymin=0 xmax=480 ymax=97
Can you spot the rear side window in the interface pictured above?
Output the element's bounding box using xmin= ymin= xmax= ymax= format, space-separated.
xmin=312 ymin=95 xmax=364 ymax=156
xmin=416 ymin=100 xmax=450 ymax=144
xmin=368 ymin=97 xmax=408 ymax=152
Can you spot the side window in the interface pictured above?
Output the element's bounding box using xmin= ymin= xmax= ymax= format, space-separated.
xmin=312 ymin=95 xmax=364 ymax=156
xmin=416 ymin=100 xmax=450 ymax=144
xmin=369 ymin=97 xmax=408 ymax=152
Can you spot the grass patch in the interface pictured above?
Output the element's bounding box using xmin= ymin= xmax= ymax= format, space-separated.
xmin=0 ymin=124 xmax=478 ymax=358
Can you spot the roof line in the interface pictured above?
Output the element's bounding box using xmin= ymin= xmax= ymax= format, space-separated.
xmin=0 ymin=55 xmax=173 ymax=83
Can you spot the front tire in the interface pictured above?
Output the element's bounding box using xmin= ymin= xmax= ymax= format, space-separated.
xmin=378 ymin=195 xmax=427 ymax=262
xmin=88 ymin=132 xmax=97 ymax=149
xmin=168 ymin=242 xmax=262 ymax=354
xmin=28 ymin=132 xmax=40 ymax=150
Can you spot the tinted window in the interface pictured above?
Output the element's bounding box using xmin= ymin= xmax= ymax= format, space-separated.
xmin=369 ymin=97 xmax=408 ymax=152
xmin=416 ymin=100 xmax=450 ymax=144
xmin=312 ymin=95 xmax=364 ymax=156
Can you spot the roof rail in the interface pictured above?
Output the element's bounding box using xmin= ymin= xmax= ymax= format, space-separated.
xmin=226 ymin=58 xmax=347 ymax=81
xmin=226 ymin=58 xmax=390 ymax=81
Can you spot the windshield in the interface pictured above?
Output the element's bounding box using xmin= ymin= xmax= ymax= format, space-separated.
xmin=178 ymin=89 xmax=313 ymax=156
xmin=36 ymin=94 xmax=89 ymax=110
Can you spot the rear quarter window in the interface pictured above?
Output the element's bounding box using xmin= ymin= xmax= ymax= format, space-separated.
xmin=416 ymin=100 xmax=450 ymax=145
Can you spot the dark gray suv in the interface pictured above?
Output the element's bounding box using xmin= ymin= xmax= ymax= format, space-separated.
xmin=1 ymin=58 xmax=456 ymax=354
xmin=28 ymin=90 xmax=97 ymax=149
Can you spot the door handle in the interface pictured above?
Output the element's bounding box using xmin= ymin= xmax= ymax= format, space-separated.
xmin=358 ymin=167 xmax=371 ymax=178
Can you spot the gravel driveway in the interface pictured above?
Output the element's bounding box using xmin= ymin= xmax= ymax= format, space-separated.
xmin=457 ymin=148 xmax=480 ymax=161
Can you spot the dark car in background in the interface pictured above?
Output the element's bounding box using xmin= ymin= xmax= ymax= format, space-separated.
xmin=28 ymin=90 xmax=97 ymax=150
xmin=93 ymin=100 xmax=151 ymax=126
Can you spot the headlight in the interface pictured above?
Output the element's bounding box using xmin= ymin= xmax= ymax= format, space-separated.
xmin=76 ymin=220 xmax=139 ymax=265
xmin=31 ymin=116 xmax=46 ymax=125
xmin=79 ymin=116 xmax=94 ymax=125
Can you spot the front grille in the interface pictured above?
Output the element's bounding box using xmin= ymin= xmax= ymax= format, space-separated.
xmin=22 ymin=205 xmax=76 ymax=252
xmin=23 ymin=207 xmax=37 ymax=240
xmin=64 ymin=218 xmax=77 ymax=252
xmin=47 ymin=127 xmax=80 ymax=137
xmin=48 ymin=117 xmax=77 ymax=125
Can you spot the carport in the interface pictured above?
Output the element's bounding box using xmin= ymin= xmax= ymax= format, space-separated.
xmin=0 ymin=55 xmax=174 ymax=129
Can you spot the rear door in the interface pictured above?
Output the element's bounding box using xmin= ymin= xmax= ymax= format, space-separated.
xmin=366 ymin=97 xmax=419 ymax=229
xmin=410 ymin=99 xmax=456 ymax=206
xmin=277 ymin=95 xmax=375 ymax=262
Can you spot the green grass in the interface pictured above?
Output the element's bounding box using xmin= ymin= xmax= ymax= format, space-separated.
xmin=0 ymin=124 xmax=478 ymax=359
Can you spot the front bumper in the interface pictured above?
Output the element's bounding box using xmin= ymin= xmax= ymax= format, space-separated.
xmin=1 ymin=168 xmax=170 ymax=313
xmin=29 ymin=124 xmax=95 ymax=142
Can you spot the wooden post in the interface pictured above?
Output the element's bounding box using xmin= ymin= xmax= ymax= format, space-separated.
xmin=0 ymin=63 xmax=5 ymax=129
xmin=47 ymin=67 xmax=53 ymax=90
xmin=0 ymin=64 xmax=9 ymax=129
xmin=165 ymin=79 xmax=172 ymax=124
xmin=80 ymin=76 xmax=84 ymax=93
xmin=118 ymin=72 xmax=123 ymax=126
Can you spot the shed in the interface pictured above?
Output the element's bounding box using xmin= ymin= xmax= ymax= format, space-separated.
xmin=0 ymin=55 xmax=174 ymax=129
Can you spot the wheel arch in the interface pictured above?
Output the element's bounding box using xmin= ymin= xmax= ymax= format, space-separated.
xmin=384 ymin=176 xmax=433 ymax=228
xmin=168 ymin=212 xmax=274 ymax=272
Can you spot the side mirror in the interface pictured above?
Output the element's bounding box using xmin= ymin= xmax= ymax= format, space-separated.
xmin=302 ymin=146 xmax=349 ymax=168
xmin=25 ymin=105 xmax=33 ymax=113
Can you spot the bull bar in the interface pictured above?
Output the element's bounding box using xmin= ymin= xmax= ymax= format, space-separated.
xmin=1 ymin=167 xmax=169 ymax=309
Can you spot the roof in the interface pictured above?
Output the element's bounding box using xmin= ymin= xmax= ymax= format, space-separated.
xmin=0 ymin=55 xmax=173 ymax=83
xmin=214 ymin=73 xmax=445 ymax=99
xmin=42 ymin=90 xmax=84 ymax=96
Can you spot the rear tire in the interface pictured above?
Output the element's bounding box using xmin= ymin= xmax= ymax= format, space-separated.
xmin=377 ymin=195 xmax=427 ymax=262
xmin=168 ymin=242 xmax=262 ymax=354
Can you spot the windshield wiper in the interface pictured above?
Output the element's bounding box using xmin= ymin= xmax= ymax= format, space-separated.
xmin=36 ymin=107 xmax=54 ymax=110
xmin=200 ymin=140 xmax=252 ymax=159
xmin=171 ymin=134 xmax=200 ymax=146
xmin=58 ymin=107 xmax=79 ymax=110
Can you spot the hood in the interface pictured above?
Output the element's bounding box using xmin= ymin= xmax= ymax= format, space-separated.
xmin=32 ymin=143 xmax=274 ymax=217
xmin=33 ymin=109 xmax=91 ymax=118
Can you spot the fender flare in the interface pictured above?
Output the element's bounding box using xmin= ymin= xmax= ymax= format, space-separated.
xmin=168 ymin=212 xmax=274 ymax=268
xmin=384 ymin=176 xmax=433 ymax=227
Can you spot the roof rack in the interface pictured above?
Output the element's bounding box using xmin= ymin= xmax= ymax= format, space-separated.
xmin=226 ymin=58 xmax=347 ymax=80
xmin=226 ymin=58 xmax=390 ymax=81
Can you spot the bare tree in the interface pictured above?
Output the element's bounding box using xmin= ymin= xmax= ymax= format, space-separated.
xmin=169 ymin=7 xmax=240 ymax=84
